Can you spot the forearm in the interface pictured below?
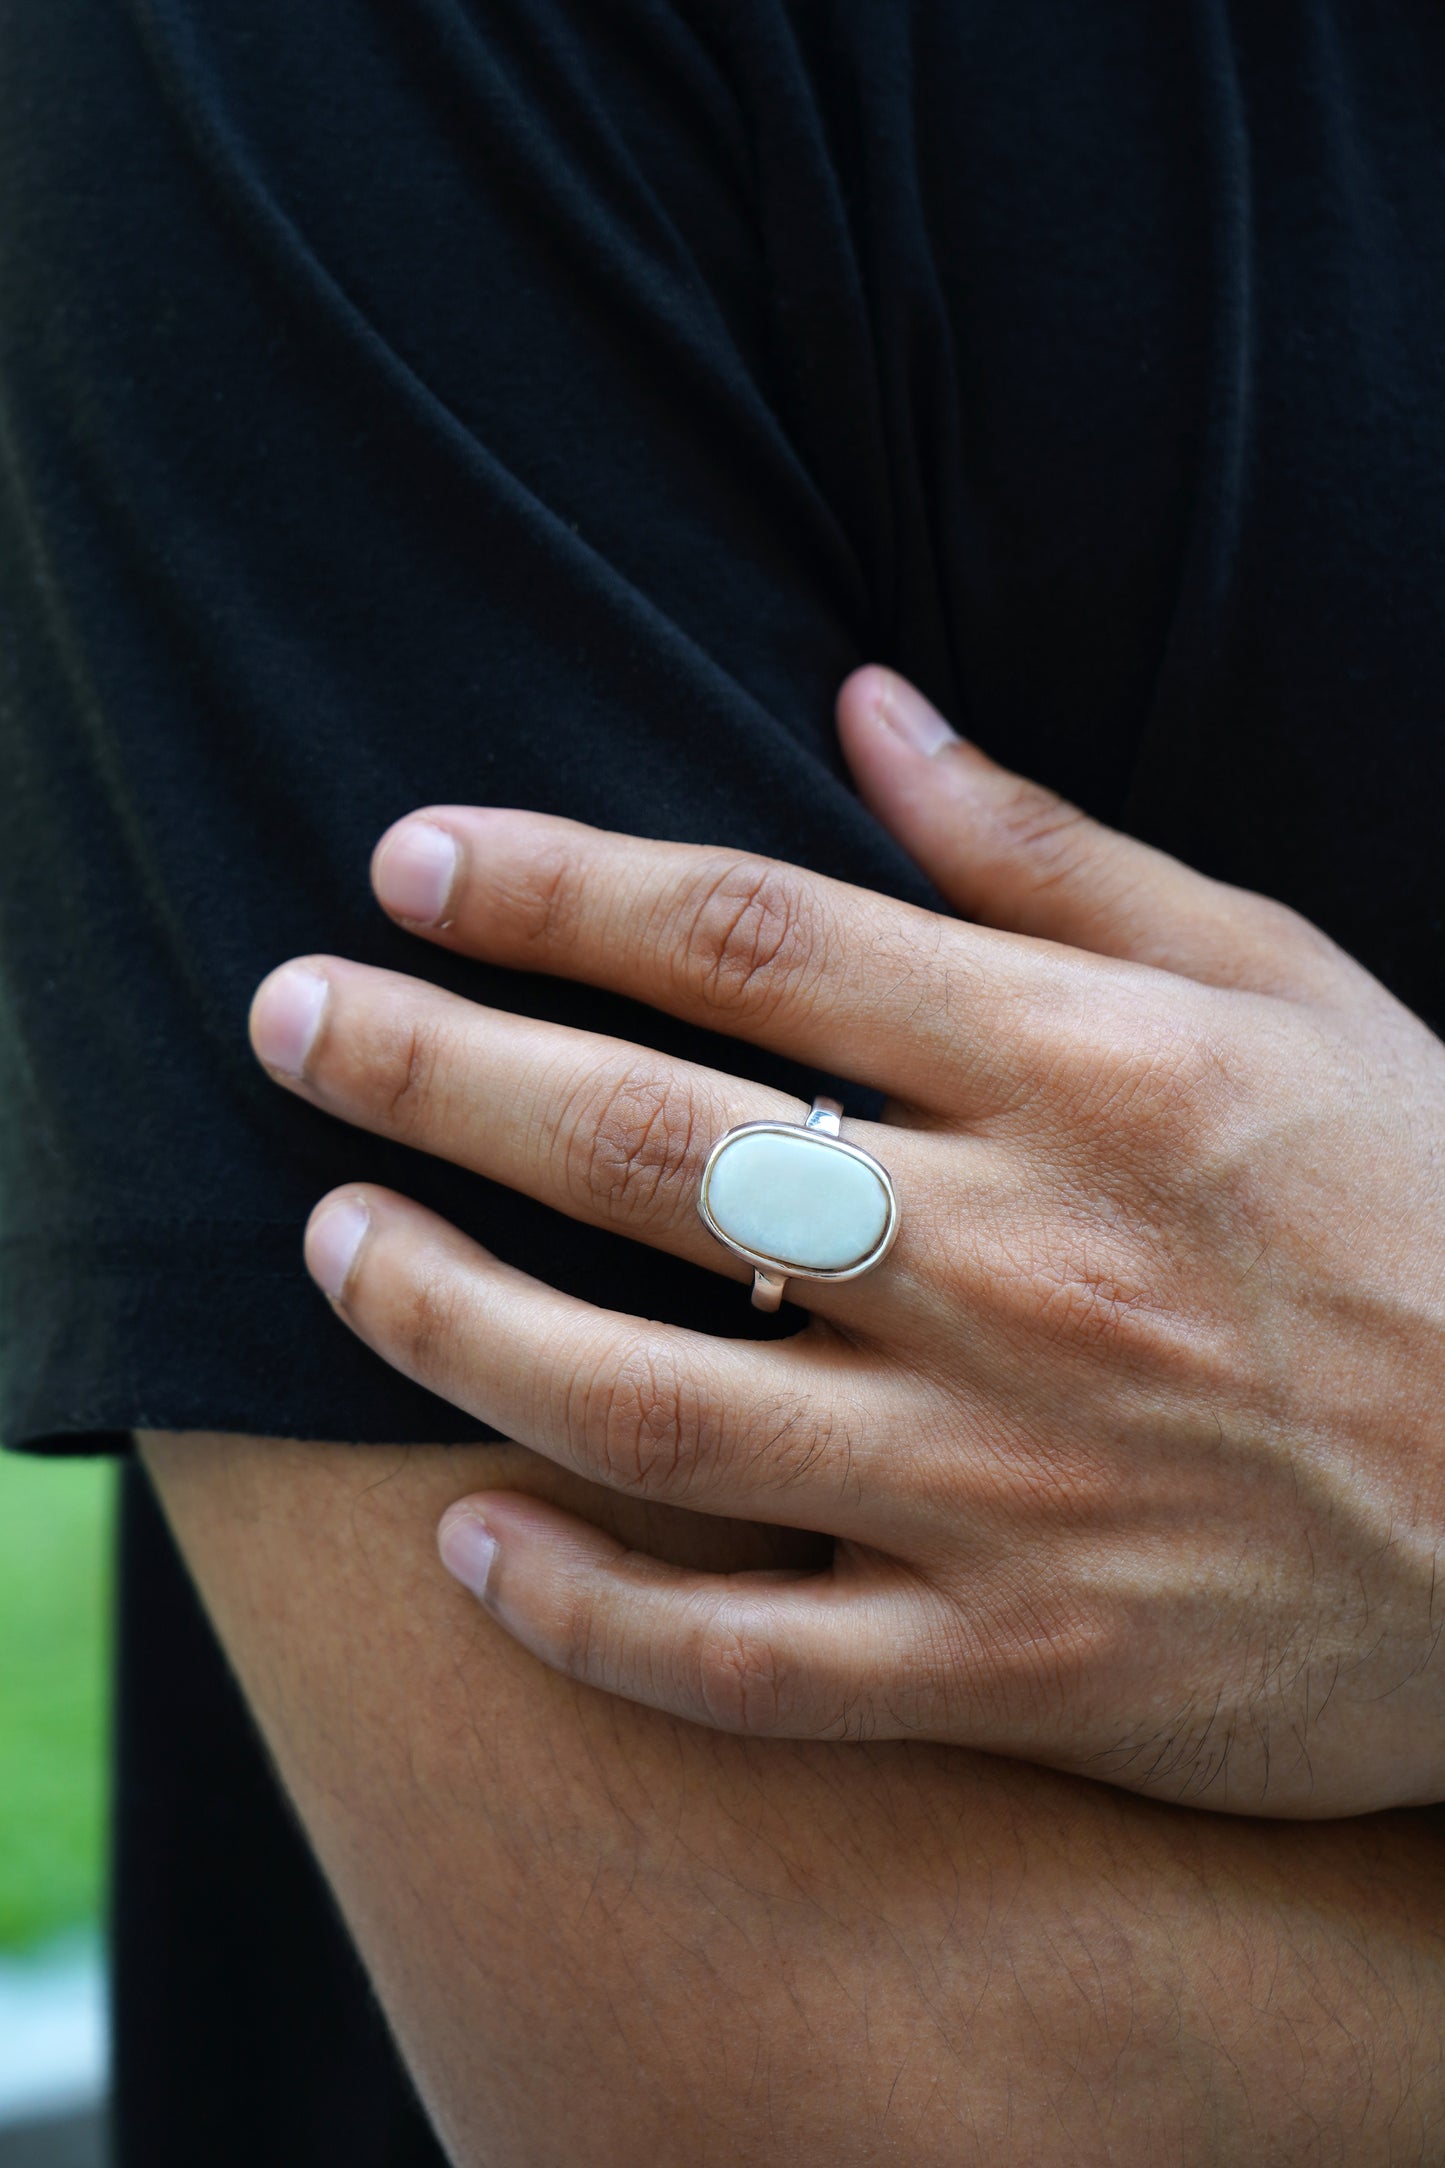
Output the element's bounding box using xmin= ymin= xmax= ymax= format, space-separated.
xmin=140 ymin=1429 xmax=1445 ymax=2167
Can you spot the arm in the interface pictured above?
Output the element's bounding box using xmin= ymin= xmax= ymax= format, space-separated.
xmin=140 ymin=1424 xmax=1445 ymax=2167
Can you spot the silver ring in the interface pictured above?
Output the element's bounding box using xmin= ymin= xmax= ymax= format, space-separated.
xmin=697 ymin=1094 xmax=901 ymax=1311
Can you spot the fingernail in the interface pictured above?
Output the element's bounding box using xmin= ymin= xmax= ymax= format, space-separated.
xmin=876 ymin=676 xmax=959 ymax=757
xmin=251 ymin=964 xmax=328 ymax=1078
xmin=374 ymin=819 xmax=459 ymax=926
xmin=306 ymin=1196 xmax=370 ymax=1301
xmin=438 ymin=1509 xmax=498 ymax=1601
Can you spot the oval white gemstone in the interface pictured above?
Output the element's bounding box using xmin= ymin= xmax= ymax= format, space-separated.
xmin=705 ymin=1128 xmax=891 ymax=1273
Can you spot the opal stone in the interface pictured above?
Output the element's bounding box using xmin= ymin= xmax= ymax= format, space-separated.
xmin=704 ymin=1127 xmax=893 ymax=1274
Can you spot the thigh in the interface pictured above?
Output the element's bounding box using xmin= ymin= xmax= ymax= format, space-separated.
xmin=142 ymin=1429 xmax=1445 ymax=2168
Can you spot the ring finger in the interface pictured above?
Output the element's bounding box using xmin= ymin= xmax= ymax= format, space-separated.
xmin=250 ymin=953 xmax=975 ymax=1328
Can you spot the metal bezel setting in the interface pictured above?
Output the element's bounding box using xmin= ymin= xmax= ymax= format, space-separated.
xmin=696 ymin=1117 xmax=901 ymax=1286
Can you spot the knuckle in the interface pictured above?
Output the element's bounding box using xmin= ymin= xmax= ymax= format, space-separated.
xmin=494 ymin=837 xmax=587 ymax=953
xmin=692 ymin=1607 xmax=790 ymax=1734
xmin=906 ymin=1602 xmax=991 ymax=1732
xmin=392 ymin=1258 xmax=466 ymax=1384
xmin=574 ymin=1336 xmax=705 ymax=1497
xmin=742 ymin=1397 xmax=859 ymax=1505
xmin=556 ymin=1586 xmax=609 ymax=1692
xmin=1244 ymin=893 xmax=1353 ymax=986
xmin=973 ymin=1589 xmax=1107 ymax=1729
xmin=1136 ymin=1027 xmax=1239 ymax=1138
xmin=559 ymin=1058 xmax=706 ymax=1229
xmin=988 ymin=1215 xmax=1175 ymax=1365
xmin=669 ymin=857 xmax=821 ymax=1022
xmin=1030 ymin=1261 xmax=1161 ymax=1360
xmin=1075 ymin=1018 xmax=1238 ymax=1147
xmin=1244 ymin=890 xmax=1328 ymax=956
xmin=992 ymin=779 xmax=1095 ymax=886
xmin=339 ymin=1005 xmax=452 ymax=1139
xmin=381 ymin=1015 xmax=446 ymax=1132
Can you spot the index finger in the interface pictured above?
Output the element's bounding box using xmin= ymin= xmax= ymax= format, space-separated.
xmin=371 ymin=808 xmax=1075 ymax=1113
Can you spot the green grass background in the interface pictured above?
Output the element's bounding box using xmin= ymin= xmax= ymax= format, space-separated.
xmin=0 ymin=1453 xmax=112 ymax=1950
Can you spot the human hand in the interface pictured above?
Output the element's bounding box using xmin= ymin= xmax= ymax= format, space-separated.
xmin=249 ymin=665 xmax=1445 ymax=1815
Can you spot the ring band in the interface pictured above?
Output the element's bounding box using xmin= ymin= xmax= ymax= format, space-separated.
xmin=697 ymin=1093 xmax=901 ymax=1311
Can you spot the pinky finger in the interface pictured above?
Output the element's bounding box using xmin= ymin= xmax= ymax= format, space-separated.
xmin=437 ymin=1492 xmax=927 ymax=1741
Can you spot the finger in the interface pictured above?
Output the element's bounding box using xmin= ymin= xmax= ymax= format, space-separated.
xmin=836 ymin=665 xmax=1353 ymax=999
xmin=306 ymin=1183 xmax=908 ymax=1532
xmin=368 ymin=802 xmax=1095 ymax=1114
xmin=435 ymin=1488 xmax=934 ymax=1740
xmin=252 ymin=954 xmax=955 ymax=1324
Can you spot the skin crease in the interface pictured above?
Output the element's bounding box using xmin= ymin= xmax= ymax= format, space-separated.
xmin=242 ymin=664 xmax=1445 ymax=1818
xmin=138 ymin=664 xmax=1445 ymax=2160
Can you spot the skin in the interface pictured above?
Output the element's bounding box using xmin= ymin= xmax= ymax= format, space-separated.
xmin=244 ymin=665 xmax=1445 ymax=1817
xmin=140 ymin=1426 xmax=1445 ymax=2167
xmin=137 ymin=663 xmax=1445 ymax=2159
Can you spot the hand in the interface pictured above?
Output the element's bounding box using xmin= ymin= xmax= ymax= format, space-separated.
xmin=249 ymin=665 xmax=1445 ymax=1816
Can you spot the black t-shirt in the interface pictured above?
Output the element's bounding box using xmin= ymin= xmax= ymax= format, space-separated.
xmin=3 ymin=2 xmax=1443 ymax=2159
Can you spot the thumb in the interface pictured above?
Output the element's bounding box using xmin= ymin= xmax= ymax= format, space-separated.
xmin=837 ymin=664 xmax=1345 ymax=998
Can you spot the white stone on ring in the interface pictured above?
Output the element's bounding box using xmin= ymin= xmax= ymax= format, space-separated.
xmin=697 ymin=1094 xmax=900 ymax=1311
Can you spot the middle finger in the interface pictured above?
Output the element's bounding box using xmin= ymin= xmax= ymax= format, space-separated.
xmin=372 ymin=808 xmax=1079 ymax=1116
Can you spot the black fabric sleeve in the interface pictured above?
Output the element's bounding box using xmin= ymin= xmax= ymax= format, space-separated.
xmin=0 ymin=0 xmax=929 ymax=1453
xmin=8 ymin=0 xmax=1445 ymax=1453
